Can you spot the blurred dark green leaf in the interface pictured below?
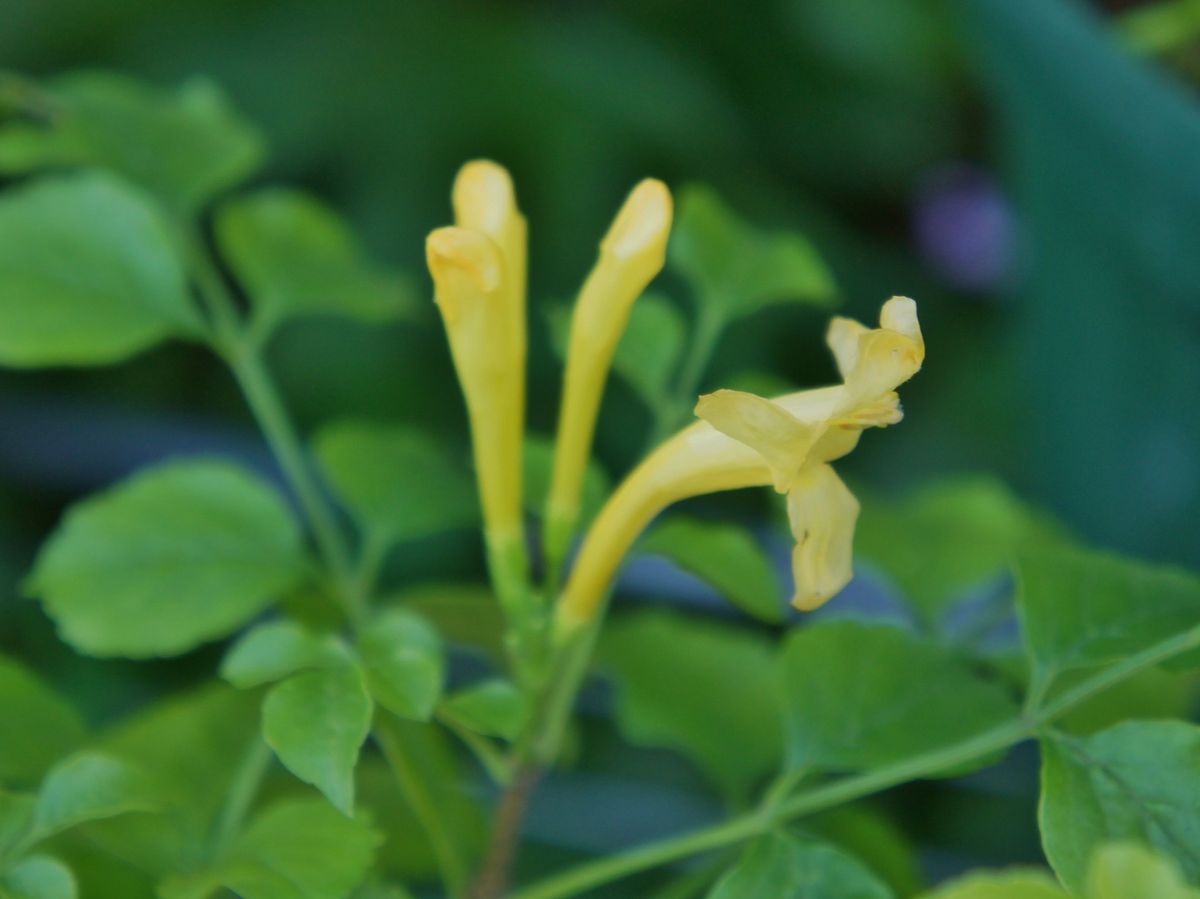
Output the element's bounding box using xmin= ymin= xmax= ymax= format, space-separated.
xmin=856 ymin=477 xmax=1063 ymax=625
xmin=601 ymin=609 xmax=783 ymax=798
xmin=1039 ymin=721 xmax=1200 ymax=893
xmin=707 ymin=832 xmax=893 ymax=899
xmin=640 ymin=517 xmax=784 ymax=623
xmin=1017 ymin=547 xmax=1200 ymax=686
xmin=0 ymin=72 xmax=264 ymax=212
xmin=669 ymin=184 xmax=835 ymax=321
xmin=31 ymin=753 xmax=156 ymax=843
xmin=29 ymin=459 xmax=308 ymax=658
xmin=216 ymin=189 xmax=417 ymax=335
xmin=522 ymin=435 xmax=609 ymax=524
xmin=439 ymin=679 xmax=527 ymax=741
xmin=263 ymin=664 xmax=372 ymax=814
xmin=314 ymin=422 xmax=478 ymax=547
xmin=0 ymin=793 xmax=35 ymax=861
xmin=357 ymin=609 xmax=443 ymax=722
xmin=0 ymin=171 xmax=198 ymax=368
xmin=220 ymin=621 xmax=348 ymax=690
xmin=781 ymin=621 xmax=1016 ymax=773
xmin=0 ymin=658 xmax=85 ymax=786
xmin=0 ymin=855 xmax=77 ymax=899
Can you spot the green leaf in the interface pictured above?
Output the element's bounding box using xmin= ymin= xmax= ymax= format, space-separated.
xmin=781 ymin=621 xmax=1017 ymax=773
xmin=0 ymin=657 xmax=85 ymax=785
xmin=29 ymin=459 xmax=307 ymax=658
xmin=357 ymin=610 xmax=444 ymax=722
xmin=216 ymin=188 xmax=416 ymax=332
xmin=669 ymin=184 xmax=834 ymax=320
xmin=31 ymin=753 xmax=156 ymax=842
xmin=612 ymin=293 xmax=687 ymax=407
xmin=1086 ymin=843 xmax=1200 ymax=899
xmin=601 ymin=610 xmax=783 ymax=798
xmin=1039 ymin=721 xmax=1200 ymax=893
xmin=314 ymin=422 xmax=477 ymax=546
xmin=0 ymin=792 xmax=35 ymax=860
xmin=916 ymin=869 xmax=1066 ymax=898
xmin=640 ymin=517 xmax=784 ymax=623
xmin=856 ymin=477 xmax=1063 ymax=624
xmin=0 ymin=171 xmax=199 ymax=368
xmin=263 ymin=665 xmax=373 ymax=814
xmin=440 ymin=680 xmax=528 ymax=741
xmin=708 ymin=833 xmax=893 ymax=899
xmin=522 ymin=435 xmax=610 ymax=524
xmin=1018 ymin=547 xmax=1200 ymax=686
xmin=161 ymin=798 xmax=380 ymax=899
xmin=0 ymin=856 xmax=77 ymax=899
xmin=0 ymin=72 xmax=264 ymax=211
xmin=220 ymin=620 xmax=348 ymax=689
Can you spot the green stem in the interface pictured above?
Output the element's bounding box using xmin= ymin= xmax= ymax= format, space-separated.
xmin=375 ymin=719 xmax=471 ymax=899
xmin=509 ymin=621 xmax=1200 ymax=899
xmin=210 ymin=734 xmax=272 ymax=857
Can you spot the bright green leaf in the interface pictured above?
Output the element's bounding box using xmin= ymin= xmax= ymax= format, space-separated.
xmin=0 ymin=657 xmax=85 ymax=785
xmin=220 ymin=620 xmax=348 ymax=689
xmin=31 ymin=753 xmax=156 ymax=842
xmin=602 ymin=609 xmax=783 ymax=798
xmin=669 ymin=184 xmax=834 ymax=319
xmin=522 ymin=435 xmax=609 ymax=524
xmin=29 ymin=459 xmax=308 ymax=658
xmin=856 ymin=477 xmax=1062 ymax=624
xmin=0 ymin=171 xmax=199 ymax=368
xmin=708 ymin=833 xmax=893 ymax=899
xmin=0 ymin=72 xmax=264 ymax=211
xmin=641 ymin=517 xmax=784 ymax=623
xmin=314 ymin=422 xmax=477 ymax=546
xmin=440 ymin=680 xmax=528 ymax=741
xmin=1086 ymin=843 xmax=1200 ymax=899
xmin=0 ymin=856 xmax=77 ymax=899
xmin=781 ymin=621 xmax=1017 ymax=772
xmin=358 ymin=610 xmax=443 ymax=721
xmin=1040 ymin=721 xmax=1200 ymax=892
xmin=1018 ymin=546 xmax=1200 ymax=685
xmin=916 ymin=869 xmax=1065 ymax=898
xmin=217 ymin=189 xmax=416 ymax=332
xmin=263 ymin=665 xmax=373 ymax=814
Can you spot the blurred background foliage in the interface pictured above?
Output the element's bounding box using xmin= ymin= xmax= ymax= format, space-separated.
xmin=1 ymin=0 xmax=1199 ymax=893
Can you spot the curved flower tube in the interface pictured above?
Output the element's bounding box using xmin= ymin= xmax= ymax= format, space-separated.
xmin=555 ymin=296 xmax=924 ymax=634
xmin=544 ymin=180 xmax=673 ymax=568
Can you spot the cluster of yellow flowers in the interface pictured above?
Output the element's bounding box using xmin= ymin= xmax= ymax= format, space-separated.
xmin=426 ymin=160 xmax=923 ymax=643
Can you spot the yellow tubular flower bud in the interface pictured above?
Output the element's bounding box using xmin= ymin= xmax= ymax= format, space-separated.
xmin=544 ymin=180 xmax=673 ymax=569
xmin=426 ymin=226 xmax=525 ymax=550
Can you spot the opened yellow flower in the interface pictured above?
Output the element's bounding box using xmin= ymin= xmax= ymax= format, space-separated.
xmin=427 ymin=161 xmax=528 ymax=605
xmin=556 ymin=296 xmax=924 ymax=633
xmin=544 ymin=179 xmax=673 ymax=569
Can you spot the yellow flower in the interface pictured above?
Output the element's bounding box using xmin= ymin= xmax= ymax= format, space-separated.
xmin=544 ymin=179 xmax=673 ymax=568
xmin=427 ymin=161 xmax=528 ymax=599
xmin=556 ymin=296 xmax=924 ymax=633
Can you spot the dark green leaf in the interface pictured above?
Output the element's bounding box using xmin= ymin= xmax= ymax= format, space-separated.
xmin=31 ymin=753 xmax=156 ymax=842
xmin=669 ymin=184 xmax=834 ymax=319
xmin=263 ymin=665 xmax=373 ymax=814
xmin=640 ymin=517 xmax=784 ymax=623
xmin=781 ymin=621 xmax=1017 ymax=772
xmin=30 ymin=459 xmax=308 ymax=658
xmin=217 ymin=189 xmax=416 ymax=332
xmin=1040 ymin=721 xmax=1200 ymax=893
xmin=0 ymin=658 xmax=85 ymax=785
xmin=0 ymin=856 xmax=77 ymax=899
xmin=440 ymin=680 xmax=527 ymax=741
xmin=856 ymin=477 xmax=1063 ymax=623
xmin=0 ymin=171 xmax=198 ymax=368
xmin=314 ymin=422 xmax=477 ymax=546
xmin=602 ymin=610 xmax=783 ymax=798
xmin=1018 ymin=547 xmax=1200 ymax=685
xmin=0 ymin=72 xmax=264 ymax=211
xmin=220 ymin=620 xmax=348 ymax=689
xmin=357 ymin=610 xmax=443 ymax=722
xmin=708 ymin=833 xmax=893 ymax=899
xmin=0 ymin=793 xmax=35 ymax=860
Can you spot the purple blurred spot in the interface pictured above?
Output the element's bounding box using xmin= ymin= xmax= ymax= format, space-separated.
xmin=913 ymin=163 xmax=1017 ymax=292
